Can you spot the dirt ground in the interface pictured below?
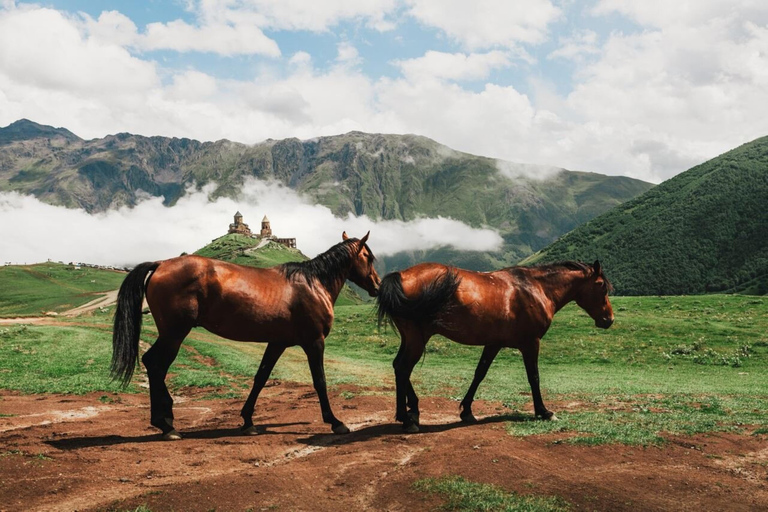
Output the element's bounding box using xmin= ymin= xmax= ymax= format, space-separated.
xmin=1 ymin=384 xmax=767 ymax=512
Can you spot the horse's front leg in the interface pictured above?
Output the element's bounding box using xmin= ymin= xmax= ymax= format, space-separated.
xmin=240 ymin=342 xmax=286 ymax=435
xmin=460 ymin=344 xmax=501 ymax=423
xmin=521 ymin=339 xmax=557 ymax=421
xmin=302 ymin=338 xmax=349 ymax=434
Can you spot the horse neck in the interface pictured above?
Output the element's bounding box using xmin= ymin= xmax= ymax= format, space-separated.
xmin=536 ymin=270 xmax=588 ymax=312
xmin=307 ymin=244 xmax=354 ymax=302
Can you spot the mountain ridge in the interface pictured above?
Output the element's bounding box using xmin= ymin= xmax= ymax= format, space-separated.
xmin=0 ymin=119 xmax=653 ymax=270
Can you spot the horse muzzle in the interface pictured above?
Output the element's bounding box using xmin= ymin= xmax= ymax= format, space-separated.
xmin=596 ymin=316 xmax=614 ymax=329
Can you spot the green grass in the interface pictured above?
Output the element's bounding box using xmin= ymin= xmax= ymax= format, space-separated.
xmin=0 ymin=263 xmax=125 ymax=317
xmin=1 ymin=294 xmax=766 ymax=445
xmin=414 ymin=476 xmax=569 ymax=512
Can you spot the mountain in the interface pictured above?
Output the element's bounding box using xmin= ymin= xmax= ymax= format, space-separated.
xmin=0 ymin=120 xmax=653 ymax=268
xmin=523 ymin=136 xmax=768 ymax=295
xmin=192 ymin=233 xmax=362 ymax=305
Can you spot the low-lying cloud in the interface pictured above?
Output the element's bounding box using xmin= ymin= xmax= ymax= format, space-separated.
xmin=0 ymin=179 xmax=502 ymax=267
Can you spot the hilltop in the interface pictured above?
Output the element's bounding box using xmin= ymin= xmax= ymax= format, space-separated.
xmin=0 ymin=120 xmax=653 ymax=268
xmin=524 ymin=136 xmax=768 ymax=295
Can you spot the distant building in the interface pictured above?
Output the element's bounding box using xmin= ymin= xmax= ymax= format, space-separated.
xmin=228 ymin=211 xmax=252 ymax=236
xmin=227 ymin=212 xmax=296 ymax=249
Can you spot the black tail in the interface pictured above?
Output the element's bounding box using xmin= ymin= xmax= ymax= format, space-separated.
xmin=111 ymin=262 xmax=159 ymax=386
xmin=376 ymin=268 xmax=461 ymax=329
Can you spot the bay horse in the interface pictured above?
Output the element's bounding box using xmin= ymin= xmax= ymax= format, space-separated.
xmin=111 ymin=232 xmax=380 ymax=440
xmin=376 ymin=260 xmax=613 ymax=432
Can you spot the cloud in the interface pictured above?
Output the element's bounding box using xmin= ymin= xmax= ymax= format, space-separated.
xmin=393 ymin=51 xmax=512 ymax=82
xmin=0 ymin=179 xmax=502 ymax=267
xmin=0 ymin=7 xmax=158 ymax=95
xmin=406 ymin=0 xmax=561 ymax=49
xmin=547 ymin=29 xmax=601 ymax=61
xmin=495 ymin=160 xmax=563 ymax=181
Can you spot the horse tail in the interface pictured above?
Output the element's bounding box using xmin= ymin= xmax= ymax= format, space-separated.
xmin=111 ymin=261 xmax=159 ymax=386
xmin=376 ymin=268 xmax=461 ymax=329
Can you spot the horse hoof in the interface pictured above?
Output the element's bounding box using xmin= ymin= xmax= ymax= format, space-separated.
xmin=241 ymin=425 xmax=259 ymax=436
xmin=461 ymin=413 xmax=477 ymax=424
xmin=403 ymin=423 xmax=420 ymax=433
xmin=332 ymin=423 xmax=351 ymax=434
xmin=161 ymin=429 xmax=182 ymax=441
xmin=407 ymin=412 xmax=420 ymax=426
xmin=548 ymin=414 xmax=559 ymax=422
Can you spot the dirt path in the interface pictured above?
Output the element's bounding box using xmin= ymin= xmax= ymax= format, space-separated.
xmin=0 ymin=290 xmax=119 ymax=325
xmin=1 ymin=385 xmax=766 ymax=512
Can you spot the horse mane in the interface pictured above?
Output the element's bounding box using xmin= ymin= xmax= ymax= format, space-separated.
xmin=533 ymin=261 xmax=592 ymax=273
xmin=280 ymin=238 xmax=362 ymax=290
xmin=512 ymin=261 xmax=613 ymax=291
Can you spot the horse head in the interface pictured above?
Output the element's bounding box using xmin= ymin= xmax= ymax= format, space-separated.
xmin=342 ymin=231 xmax=381 ymax=297
xmin=574 ymin=260 xmax=614 ymax=329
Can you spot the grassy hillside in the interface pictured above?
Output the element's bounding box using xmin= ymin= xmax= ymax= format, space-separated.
xmin=524 ymin=136 xmax=768 ymax=295
xmin=0 ymin=120 xmax=652 ymax=268
xmin=0 ymin=263 xmax=126 ymax=317
xmin=194 ymin=234 xmax=362 ymax=305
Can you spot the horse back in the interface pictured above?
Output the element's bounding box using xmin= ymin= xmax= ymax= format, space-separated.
xmin=398 ymin=263 xmax=553 ymax=346
xmin=146 ymin=255 xmax=331 ymax=343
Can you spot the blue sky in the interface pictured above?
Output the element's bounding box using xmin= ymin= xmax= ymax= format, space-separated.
xmin=2 ymin=0 xmax=768 ymax=184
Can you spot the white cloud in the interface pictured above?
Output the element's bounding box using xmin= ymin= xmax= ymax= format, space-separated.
xmin=0 ymin=180 xmax=502 ymax=267
xmin=200 ymin=0 xmax=399 ymax=33
xmin=336 ymin=41 xmax=361 ymax=66
xmin=548 ymin=29 xmax=601 ymax=61
xmin=394 ymin=51 xmax=512 ymax=82
xmin=406 ymin=0 xmax=561 ymax=49
xmin=0 ymin=7 xmax=158 ymax=95
xmin=141 ymin=19 xmax=280 ymax=57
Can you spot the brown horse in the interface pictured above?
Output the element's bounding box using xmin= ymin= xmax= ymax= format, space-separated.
xmin=376 ymin=261 xmax=613 ymax=432
xmin=111 ymin=232 xmax=380 ymax=440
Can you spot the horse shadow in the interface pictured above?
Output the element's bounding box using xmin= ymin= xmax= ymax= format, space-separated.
xmin=45 ymin=421 xmax=311 ymax=450
xmin=296 ymin=412 xmax=533 ymax=448
xmin=45 ymin=412 xmax=533 ymax=451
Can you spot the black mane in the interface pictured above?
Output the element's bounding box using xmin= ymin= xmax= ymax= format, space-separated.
xmin=525 ymin=260 xmax=613 ymax=291
xmin=280 ymin=239 xmax=358 ymax=290
xmin=533 ymin=261 xmax=592 ymax=273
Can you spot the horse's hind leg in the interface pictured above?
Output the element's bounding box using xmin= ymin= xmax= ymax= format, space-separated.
xmin=240 ymin=342 xmax=285 ymax=435
xmin=302 ymin=338 xmax=349 ymax=434
xmin=460 ymin=344 xmax=501 ymax=423
xmin=393 ymin=329 xmax=426 ymax=433
xmin=521 ymin=338 xmax=556 ymax=421
xmin=393 ymin=335 xmax=421 ymax=427
xmin=141 ymin=329 xmax=188 ymax=439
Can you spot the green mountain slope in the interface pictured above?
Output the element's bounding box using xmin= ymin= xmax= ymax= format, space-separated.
xmin=0 ymin=119 xmax=653 ymax=267
xmin=524 ymin=136 xmax=768 ymax=295
xmin=193 ymin=234 xmax=362 ymax=305
xmin=0 ymin=262 xmax=126 ymax=317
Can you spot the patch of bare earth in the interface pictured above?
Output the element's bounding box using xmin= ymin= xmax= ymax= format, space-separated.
xmin=0 ymin=386 xmax=766 ymax=512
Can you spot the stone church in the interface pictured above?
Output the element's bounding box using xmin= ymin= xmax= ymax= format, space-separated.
xmin=228 ymin=212 xmax=296 ymax=248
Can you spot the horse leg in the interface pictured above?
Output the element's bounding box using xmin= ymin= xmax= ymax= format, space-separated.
xmin=393 ymin=336 xmax=420 ymax=426
xmin=460 ymin=344 xmax=501 ymax=423
xmin=141 ymin=331 xmax=187 ymax=439
xmin=240 ymin=342 xmax=286 ymax=435
xmin=393 ymin=331 xmax=426 ymax=433
xmin=302 ymin=338 xmax=349 ymax=434
xmin=521 ymin=339 xmax=556 ymax=421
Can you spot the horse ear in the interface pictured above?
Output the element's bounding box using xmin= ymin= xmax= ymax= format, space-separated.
xmin=593 ymin=260 xmax=602 ymax=275
xmin=342 ymin=231 xmax=349 ymax=240
xmin=358 ymin=231 xmax=370 ymax=252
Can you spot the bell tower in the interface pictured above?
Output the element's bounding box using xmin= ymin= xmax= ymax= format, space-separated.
xmin=260 ymin=215 xmax=272 ymax=237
